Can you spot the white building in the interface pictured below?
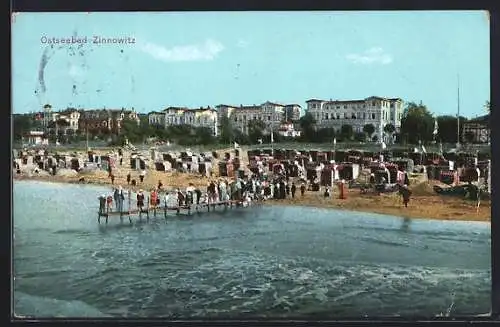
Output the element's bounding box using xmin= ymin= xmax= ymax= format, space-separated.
xmin=48 ymin=108 xmax=81 ymax=133
xmin=148 ymin=111 xmax=165 ymax=127
xmin=305 ymin=96 xmax=403 ymax=142
xmin=24 ymin=131 xmax=48 ymax=145
xmin=148 ymin=106 xmax=219 ymax=136
xmin=278 ymin=122 xmax=301 ymax=138
xmin=215 ymin=101 xmax=288 ymax=135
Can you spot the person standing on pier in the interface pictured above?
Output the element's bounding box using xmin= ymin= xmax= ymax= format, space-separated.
xmin=139 ymin=170 xmax=146 ymax=183
xmin=291 ymin=182 xmax=296 ymax=198
xmin=126 ymin=172 xmax=131 ymax=185
xmin=115 ymin=186 xmax=125 ymax=212
xmin=150 ymin=188 xmax=158 ymax=209
xmin=137 ymin=189 xmax=145 ymax=210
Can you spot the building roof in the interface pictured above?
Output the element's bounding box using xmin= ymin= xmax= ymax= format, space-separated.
xmin=305 ymin=99 xmax=324 ymax=103
xmin=325 ymin=100 xmax=366 ymax=104
xmin=466 ymin=114 xmax=489 ymax=124
xmin=285 ymin=104 xmax=302 ymax=107
xmin=263 ymin=101 xmax=285 ymax=107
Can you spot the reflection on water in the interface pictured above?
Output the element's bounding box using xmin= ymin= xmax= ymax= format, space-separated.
xmin=13 ymin=181 xmax=491 ymax=318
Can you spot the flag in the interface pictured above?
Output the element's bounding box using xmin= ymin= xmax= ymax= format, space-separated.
xmin=234 ymin=142 xmax=239 ymax=149
xmin=421 ymin=145 xmax=427 ymax=153
xmin=381 ymin=141 xmax=387 ymax=150
xmin=433 ymin=119 xmax=438 ymax=135
xmin=270 ymin=132 xmax=274 ymax=143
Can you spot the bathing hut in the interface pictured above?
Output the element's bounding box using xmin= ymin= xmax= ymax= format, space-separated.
xmin=337 ymin=162 xmax=360 ymax=181
xmin=392 ymin=158 xmax=414 ymax=173
xmin=320 ymin=163 xmax=339 ymax=187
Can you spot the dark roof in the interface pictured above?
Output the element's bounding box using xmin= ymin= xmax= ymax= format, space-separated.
xmin=305 ymin=99 xmax=324 ymax=103
xmin=285 ymin=104 xmax=302 ymax=107
xmin=326 ymin=100 xmax=365 ymax=104
xmin=467 ymin=115 xmax=489 ymax=124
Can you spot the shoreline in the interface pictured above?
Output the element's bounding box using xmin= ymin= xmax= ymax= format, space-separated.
xmin=13 ymin=174 xmax=491 ymax=223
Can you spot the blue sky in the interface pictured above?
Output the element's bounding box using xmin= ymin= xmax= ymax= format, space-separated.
xmin=12 ymin=11 xmax=490 ymax=117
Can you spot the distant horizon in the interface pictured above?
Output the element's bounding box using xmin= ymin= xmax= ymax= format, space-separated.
xmin=12 ymin=11 xmax=490 ymax=118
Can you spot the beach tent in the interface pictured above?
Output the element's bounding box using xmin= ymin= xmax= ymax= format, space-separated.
xmin=70 ymin=158 xmax=80 ymax=171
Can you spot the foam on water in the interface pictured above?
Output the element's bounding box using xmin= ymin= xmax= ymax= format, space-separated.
xmin=14 ymin=292 xmax=111 ymax=318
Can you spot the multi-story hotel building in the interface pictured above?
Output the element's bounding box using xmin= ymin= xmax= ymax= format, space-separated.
xmin=215 ymin=101 xmax=293 ymax=134
xmin=462 ymin=115 xmax=489 ymax=143
xmin=148 ymin=106 xmax=219 ymax=136
xmin=78 ymin=108 xmax=140 ymax=135
xmin=305 ymin=96 xmax=404 ymax=141
xmin=47 ymin=108 xmax=81 ymax=133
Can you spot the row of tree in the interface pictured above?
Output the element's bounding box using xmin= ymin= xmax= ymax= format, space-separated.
xmin=13 ymin=101 xmax=489 ymax=146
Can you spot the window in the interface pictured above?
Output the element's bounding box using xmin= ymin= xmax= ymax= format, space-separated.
xmin=352 ymin=113 xmax=356 ymax=119
xmin=372 ymin=113 xmax=376 ymax=119
xmin=363 ymin=113 xmax=366 ymax=119
xmin=337 ymin=113 xmax=340 ymax=119
xmin=268 ymin=115 xmax=271 ymax=121
xmin=336 ymin=106 xmax=340 ymax=109
xmin=344 ymin=113 xmax=347 ymax=119
xmin=344 ymin=105 xmax=347 ymax=109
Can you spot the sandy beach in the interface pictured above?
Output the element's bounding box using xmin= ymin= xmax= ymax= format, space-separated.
xmin=13 ymin=162 xmax=491 ymax=222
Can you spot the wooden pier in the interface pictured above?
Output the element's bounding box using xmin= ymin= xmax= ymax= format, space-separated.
xmin=97 ymin=196 xmax=245 ymax=224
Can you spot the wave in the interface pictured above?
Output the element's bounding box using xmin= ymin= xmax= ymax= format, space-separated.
xmin=136 ymin=251 xmax=490 ymax=318
xmin=14 ymin=291 xmax=111 ymax=318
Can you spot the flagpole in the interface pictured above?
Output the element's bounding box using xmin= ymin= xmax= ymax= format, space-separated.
xmin=457 ymin=74 xmax=461 ymax=149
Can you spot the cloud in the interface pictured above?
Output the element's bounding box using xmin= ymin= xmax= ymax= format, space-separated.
xmin=139 ymin=39 xmax=224 ymax=62
xmin=345 ymin=47 xmax=393 ymax=65
xmin=237 ymin=39 xmax=250 ymax=48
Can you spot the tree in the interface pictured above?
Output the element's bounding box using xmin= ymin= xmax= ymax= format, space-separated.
xmin=464 ymin=131 xmax=475 ymax=144
xmin=383 ymin=123 xmax=396 ymax=143
xmin=299 ymin=112 xmax=316 ymax=142
xmin=363 ymin=124 xmax=376 ymax=141
xmin=316 ymin=127 xmax=336 ymax=143
xmin=485 ymin=101 xmax=490 ymax=113
xmin=247 ymin=119 xmax=266 ymax=144
xmin=218 ymin=115 xmax=234 ymax=144
xmin=436 ymin=115 xmax=467 ymax=144
xmin=13 ymin=114 xmax=33 ymax=141
xmin=194 ymin=127 xmax=216 ymax=145
xmin=121 ymin=117 xmax=144 ymax=143
xmin=340 ymin=124 xmax=354 ymax=141
xmin=400 ymin=102 xmax=434 ymax=144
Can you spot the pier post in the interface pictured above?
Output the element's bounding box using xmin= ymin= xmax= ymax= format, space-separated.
xmin=164 ymin=199 xmax=167 ymax=219
xmin=105 ymin=205 xmax=109 ymax=224
xmin=146 ymin=196 xmax=150 ymax=220
xmin=188 ymin=205 xmax=191 ymax=215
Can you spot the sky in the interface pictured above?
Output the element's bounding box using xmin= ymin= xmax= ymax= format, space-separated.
xmin=12 ymin=11 xmax=490 ymax=118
